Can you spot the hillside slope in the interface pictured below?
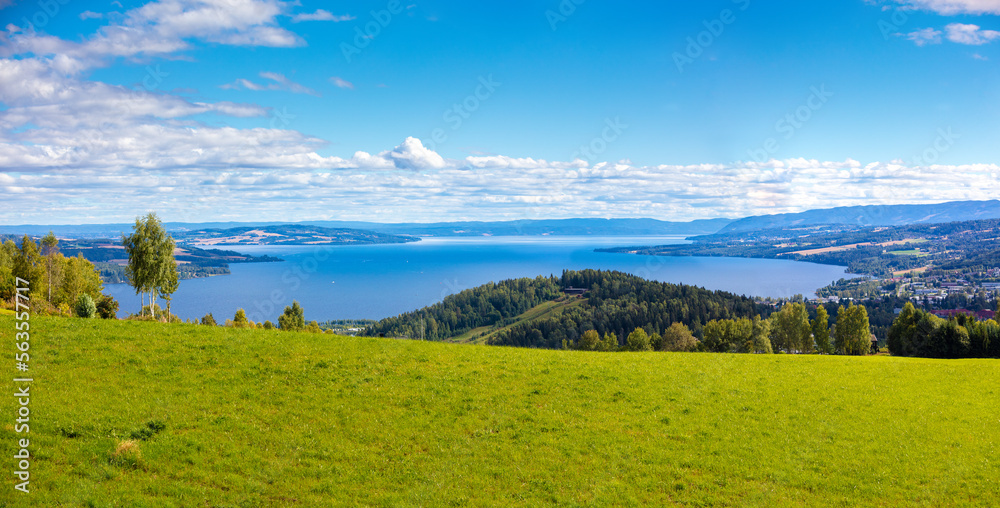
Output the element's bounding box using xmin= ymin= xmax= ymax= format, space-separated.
xmin=2 ymin=316 xmax=997 ymax=506
xmin=365 ymin=270 xmax=767 ymax=348
xmin=718 ymin=199 xmax=1000 ymax=233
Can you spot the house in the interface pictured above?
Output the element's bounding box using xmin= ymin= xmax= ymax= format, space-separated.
xmin=562 ymin=287 xmax=588 ymax=296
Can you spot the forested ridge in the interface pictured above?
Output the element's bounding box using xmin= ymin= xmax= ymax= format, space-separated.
xmin=365 ymin=269 xmax=768 ymax=349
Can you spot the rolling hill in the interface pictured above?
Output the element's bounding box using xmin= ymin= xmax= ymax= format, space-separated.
xmin=717 ymin=199 xmax=1000 ymax=234
xmin=1 ymin=315 xmax=997 ymax=506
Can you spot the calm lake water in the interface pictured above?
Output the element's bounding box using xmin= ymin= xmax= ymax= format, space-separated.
xmin=105 ymin=236 xmax=854 ymax=323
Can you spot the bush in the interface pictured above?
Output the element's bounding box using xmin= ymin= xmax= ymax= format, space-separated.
xmin=279 ymin=301 xmax=306 ymax=331
xmin=262 ymin=320 xmax=275 ymax=330
xmin=96 ymin=294 xmax=119 ymax=319
xmin=75 ymin=294 xmax=97 ymax=318
xmin=233 ymin=309 xmax=250 ymax=328
xmin=577 ymin=329 xmax=601 ymax=350
xmin=201 ymin=313 xmax=217 ymax=326
xmin=626 ymin=328 xmax=652 ymax=352
xmin=660 ymin=322 xmax=698 ymax=352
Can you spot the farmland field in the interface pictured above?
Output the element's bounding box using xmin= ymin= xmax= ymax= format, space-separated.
xmin=1 ymin=316 xmax=998 ymax=506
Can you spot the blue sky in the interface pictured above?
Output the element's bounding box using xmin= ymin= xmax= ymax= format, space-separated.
xmin=0 ymin=0 xmax=998 ymax=223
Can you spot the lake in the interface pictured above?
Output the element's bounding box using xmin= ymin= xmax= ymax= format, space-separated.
xmin=104 ymin=236 xmax=855 ymax=323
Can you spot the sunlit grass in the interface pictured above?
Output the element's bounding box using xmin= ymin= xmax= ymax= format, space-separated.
xmin=1 ymin=316 xmax=997 ymax=506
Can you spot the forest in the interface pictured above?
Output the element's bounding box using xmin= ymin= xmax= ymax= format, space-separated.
xmin=888 ymin=302 xmax=1000 ymax=358
xmin=365 ymin=269 xmax=768 ymax=349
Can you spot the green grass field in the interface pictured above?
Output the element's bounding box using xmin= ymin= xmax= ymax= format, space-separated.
xmin=1 ymin=316 xmax=998 ymax=506
xmin=888 ymin=249 xmax=930 ymax=257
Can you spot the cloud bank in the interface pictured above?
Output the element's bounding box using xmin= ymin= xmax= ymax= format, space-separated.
xmin=1 ymin=0 xmax=998 ymax=224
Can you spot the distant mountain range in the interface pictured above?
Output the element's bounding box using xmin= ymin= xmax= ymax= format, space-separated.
xmin=4 ymin=200 xmax=999 ymax=239
xmin=173 ymin=224 xmax=416 ymax=246
xmin=717 ymin=200 xmax=1000 ymax=234
xmin=0 ymin=218 xmax=732 ymax=238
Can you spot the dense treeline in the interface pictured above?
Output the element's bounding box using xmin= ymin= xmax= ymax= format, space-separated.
xmin=488 ymin=270 xmax=767 ymax=349
xmin=97 ymin=262 xmax=229 ymax=284
xmin=888 ymin=302 xmax=1000 ymax=358
xmin=364 ymin=275 xmax=564 ymax=339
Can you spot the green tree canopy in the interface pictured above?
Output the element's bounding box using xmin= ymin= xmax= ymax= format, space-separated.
xmin=626 ymin=328 xmax=652 ymax=352
xmin=811 ymin=305 xmax=832 ymax=354
xmin=122 ymin=213 xmax=179 ymax=319
xmin=834 ymin=303 xmax=871 ymax=355
xmin=660 ymin=322 xmax=698 ymax=352
xmin=279 ymin=301 xmax=306 ymax=331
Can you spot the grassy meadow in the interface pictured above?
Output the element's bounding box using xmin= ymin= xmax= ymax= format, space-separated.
xmin=1 ymin=316 xmax=998 ymax=506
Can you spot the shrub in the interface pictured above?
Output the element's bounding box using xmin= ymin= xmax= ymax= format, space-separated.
xmin=75 ymin=294 xmax=97 ymax=318
xmin=201 ymin=313 xmax=217 ymax=326
xmin=279 ymin=300 xmax=306 ymax=331
xmin=233 ymin=309 xmax=250 ymax=328
xmin=626 ymin=328 xmax=652 ymax=352
xmin=262 ymin=320 xmax=275 ymax=330
xmin=96 ymin=294 xmax=119 ymax=319
xmin=660 ymin=322 xmax=698 ymax=352
xmin=577 ymin=329 xmax=601 ymax=350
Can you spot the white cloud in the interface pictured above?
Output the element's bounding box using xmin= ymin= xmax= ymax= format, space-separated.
xmin=79 ymin=11 xmax=104 ymax=20
xmin=387 ymin=137 xmax=448 ymax=170
xmin=945 ymin=23 xmax=1000 ymax=44
xmin=1 ymin=0 xmax=303 ymax=70
xmin=221 ymin=71 xmax=319 ymax=96
xmin=291 ymin=10 xmax=355 ymax=22
xmin=906 ymin=27 xmax=943 ymax=45
xmin=329 ymin=76 xmax=354 ymax=89
xmin=3 ymin=129 xmax=1000 ymax=223
xmin=897 ymin=0 xmax=1000 ymax=15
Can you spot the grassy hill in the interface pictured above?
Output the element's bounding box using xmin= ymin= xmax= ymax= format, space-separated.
xmin=2 ymin=316 xmax=998 ymax=506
